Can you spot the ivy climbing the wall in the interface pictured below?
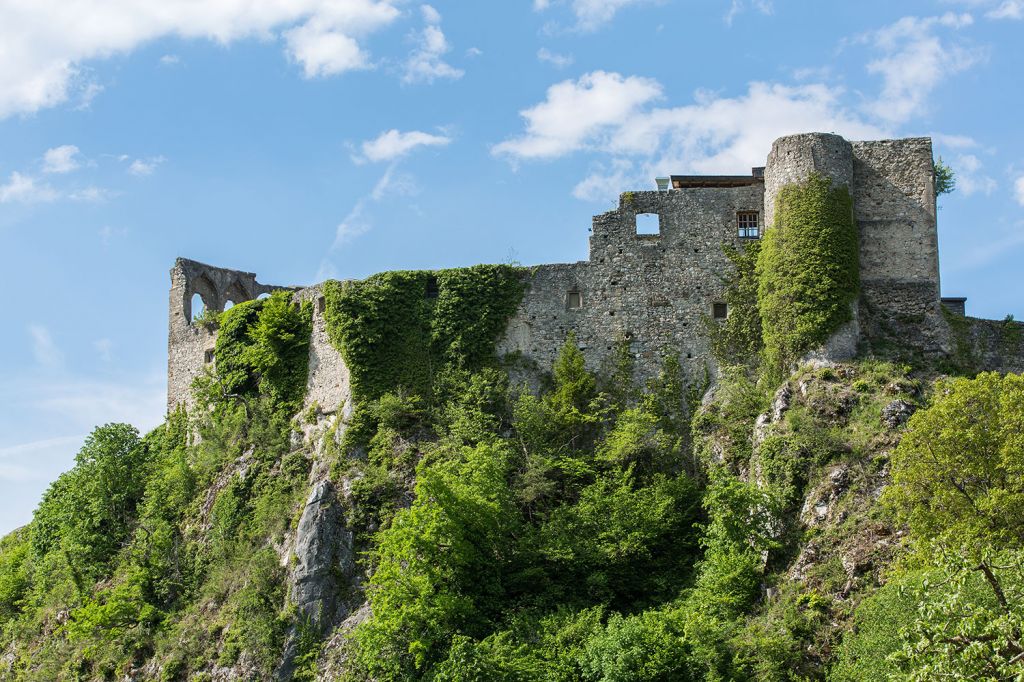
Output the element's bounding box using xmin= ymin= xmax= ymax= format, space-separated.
xmin=757 ymin=173 xmax=859 ymax=378
xmin=322 ymin=265 xmax=525 ymax=442
xmin=210 ymin=291 xmax=313 ymax=413
xmin=706 ymin=240 xmax=763 ymax=368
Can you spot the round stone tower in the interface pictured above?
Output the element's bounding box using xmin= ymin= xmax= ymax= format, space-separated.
xmin=763 ymin=132 xmax=853 ymax=229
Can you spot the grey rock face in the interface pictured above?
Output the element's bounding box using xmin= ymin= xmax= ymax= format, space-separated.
xmin=881 ymin=399 xmax=916 ymax=429
xmin=290 ymin=480 xmax=354 ymax=627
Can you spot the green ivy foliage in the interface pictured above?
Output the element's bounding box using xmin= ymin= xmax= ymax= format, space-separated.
xmin=707 ymin=240 xmax=763 ymax=367
xmin=211 ymin=290 xmax=313 ymax=413
xmin=757 ymin=173 xmax=859 ymax=378
xmin=323 ymin=265 xmax=525 ymax=406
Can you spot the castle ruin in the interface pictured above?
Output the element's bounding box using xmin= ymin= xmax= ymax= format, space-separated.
xmin=166 ymin=132 xmax=1023 ymax=415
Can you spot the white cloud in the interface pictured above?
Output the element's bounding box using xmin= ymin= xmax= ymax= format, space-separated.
xmin=933 ymin=133 xmax=978 ymax=149
xmin=493 ymin=71 xmax=663 ymax=160
xmin=69 ymin=186 xmax=115 ymax=202
xmin=863 ymin=13 xmax=985 ymax=124
xmin=0 ymin=0 xmax=403 ymax=117
xmin=725 ymin=0 xmax=774 ymax=26
xmin=987 ymin=0 xmax=1023 ymax=19
xmin=953 ymin=154 xmax=997 ymax=196
xmin=358 ymin=128 xmax=451 ymax=163
xmin=159 ymin=54 xmax=181 ymax=66
xmin=127 ymin=155 xmax=166 ymax=176
xmin=495 ymin=72 xmax=887 ymax=202
xmin=534 ymin=0 xmax=653 ymax=31
xmin=402 ymin=5 xmax=463 ymax=84
xmin=42 ymin=145 xmax=81 ymax=174
xmin=28 ymin=325 xmax=62 ymax=369
xmin=0 ymin=172 xmax=59 ymax=203
xmin=465 ymin=47 xmax=483 ymax=58
xmin=1015 ymin=176 xmax=1024 ymax=206
xmin=537 ymin=48 xmax=574 ymax=68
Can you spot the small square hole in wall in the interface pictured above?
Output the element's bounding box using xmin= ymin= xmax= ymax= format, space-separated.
xmin=635 ymin=212 xmax=660 ymax=235
xmin=713 ymin=302 xmax=728 ymax=320
xmin=566 ymin=291 xmax=582 ymax=309
xmin=204 ymin=349 xmax=215 ymax=364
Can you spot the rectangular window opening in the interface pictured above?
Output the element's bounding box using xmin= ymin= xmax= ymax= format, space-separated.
xmin=635 ymin=212 xmax=661 ymax=236
xmin=204 ymin=349 xmax=215 ymax=364
xmin=566 ymin=291 xmax=582 ymax=309
xmin=738 ymin=211 xmax=760 ymax=239
xmin=713 ymin=302 xmax=728 ymax=320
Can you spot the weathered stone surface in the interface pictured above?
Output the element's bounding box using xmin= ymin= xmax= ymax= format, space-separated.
xmin=290 ymin=480 xmax=354 ymax=626
xmin=166 ymin=258 xmax=290 ymax=412
xmin=165 ymin=134 xmax=1024 ymax=416
xmin=881 ymin=399 xmax=916 ymax=429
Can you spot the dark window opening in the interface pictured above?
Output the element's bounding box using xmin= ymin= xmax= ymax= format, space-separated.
xmin=635 ymin=213 xmax=660 ymax=236
xmin=317 ymin=296 xmax=326 ymax=314
xmin=566 ymin=291 xmax=582 ymax=309
xmin=204 ymin=349 xmax=215 ymax=364
xmin=713 ymin=302 xmax=728 ymax=320
xmin=425 ymin=275 xmax=439 ymax=299
xmin=738 ymin=211 xmax=760 ymax=239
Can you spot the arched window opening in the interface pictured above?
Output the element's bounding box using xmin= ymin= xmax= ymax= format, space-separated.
xmin=257 ymin=293 xmax=271 ymax=301
xmin=190 ymin=293 xmax=206 ymax=323
xmin=223 ymin=300 xmax=235 ymax=311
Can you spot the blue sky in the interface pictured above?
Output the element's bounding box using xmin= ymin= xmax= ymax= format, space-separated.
xmin=1 ymin=0 xmax=1022 ymax=535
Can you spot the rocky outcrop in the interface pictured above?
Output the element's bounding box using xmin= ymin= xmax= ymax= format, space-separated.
xmin=278 ymin=479 xmax=355 ymax=680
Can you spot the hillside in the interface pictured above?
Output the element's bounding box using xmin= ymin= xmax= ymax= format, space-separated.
xmin=3 ymin=175 xmax=1024 ymax=680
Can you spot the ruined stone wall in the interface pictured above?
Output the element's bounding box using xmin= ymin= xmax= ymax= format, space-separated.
xmin=294 ymin=284 xmax=351 ymax=419
xmin=850 ymin=139 xmax=947 ymax=353
xmin=168 ymin=133 xmax=1002 ymax=416
xmin=166 ymin=258 xmax=287 ymax=412
xmin=498 ymin=185 xmax=764 ymax=387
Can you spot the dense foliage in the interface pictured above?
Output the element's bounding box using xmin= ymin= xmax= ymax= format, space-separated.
xmin=3 ymin=251 xmax=1023 ymax=680
xmin=757 ymin=173 xmax=859 ymax=377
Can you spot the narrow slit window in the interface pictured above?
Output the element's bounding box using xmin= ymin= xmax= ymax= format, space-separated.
xmin=635 ymin=212 xmax=660 ymax=236
xmin=566 ymin=291 xmax=582 ymax=309
xmin=713 ymin=302 xmax=728 ymax=320
xmin=317 ymin=296 xmax=326 ymax=314
xmin=738 ymin=211 xmax=760 ymax=239
xmin=204 ymin=349 xmax=215 ymax=364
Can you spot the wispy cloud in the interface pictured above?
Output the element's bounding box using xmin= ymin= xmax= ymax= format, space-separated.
xmin=862 ymin=12 xmax=986 ymax=124
xmin=1014 ymin=176 xmax=1024 ymax=206
xmin=27 ymin=324 xmax=62 ymax=369
xmin=534 ymin=0 xmax=655 ymax=32
xmin=494 ymin=71 xmax=884 ymax=202
xmin=953 ymin=154 xmax=997 ymax=196
xmin=725 ymin=0 xmax=774 ymax=26
xmin=127 ymin=155 xmax=166 ymax=176
xmin=0 ymin=172 xmax=58 ymax=203
xmin=402 ymin=5 xmax=463 ymax=84
xmin=537 ymin=47 xmax=574 ymax=68
xmin=987 ymin=0 xmax=1023 ymax=19
xmin=42 ymin=145 xmax=81 ymax=174
xmin=357 ymin=128 xmax=452 ymax=163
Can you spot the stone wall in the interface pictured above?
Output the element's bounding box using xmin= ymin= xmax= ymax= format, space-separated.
xmin=166 ymin=258 xmax=289 ymax=412
xmin=498 ymin=184 xmax=764 ymax=388
xmin=294 ymin=284 xmax=351 ymax=419
xmin=168 ymin=133 xmax=1014 ymax=416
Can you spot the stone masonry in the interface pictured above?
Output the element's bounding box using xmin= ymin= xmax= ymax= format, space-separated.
xmin=166 ymin=133 xmax=1017 ymax=414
